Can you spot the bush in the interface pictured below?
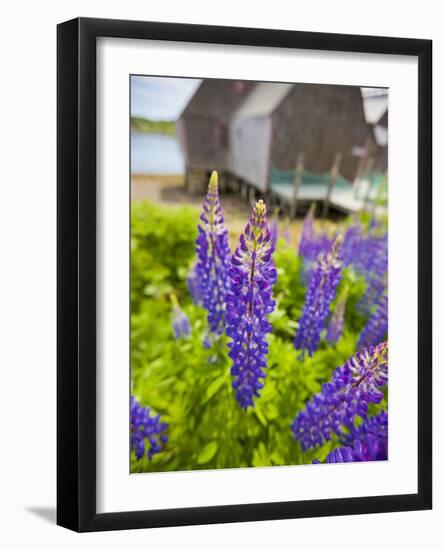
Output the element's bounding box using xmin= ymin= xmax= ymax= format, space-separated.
xmin=131 ymin=201 xmax=198 ymax=311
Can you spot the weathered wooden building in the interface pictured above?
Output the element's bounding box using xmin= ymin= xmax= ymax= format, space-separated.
xmin=176 ymin=79 xmax=254 ymax=184
xmin=229 ymin=82 xmax=378 ymax=193
xmin=177 ymin=79 xmax=387 ymax=214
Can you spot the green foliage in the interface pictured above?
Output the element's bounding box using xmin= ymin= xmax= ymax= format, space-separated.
xmin=130 ymin=201 xmax=383 ymax=473
xmin=131 ymin=201 xmax=198 ymax=311
xmin=131 ymin=116 xmax=176 ymax=134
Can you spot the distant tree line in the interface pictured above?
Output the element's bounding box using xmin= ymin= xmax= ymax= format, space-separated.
xmin=131 ymin=116 xmax=176 ymax=135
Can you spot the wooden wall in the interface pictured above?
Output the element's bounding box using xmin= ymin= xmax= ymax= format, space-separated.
xmin=270 ymin=84 xmax=377 ymax=181
xmin=228 ymin=116 xmax=272 ymax=192
xmin=178 ymin=80 xmax=253 ymax=171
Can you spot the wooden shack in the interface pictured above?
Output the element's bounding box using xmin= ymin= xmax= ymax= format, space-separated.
xmin=177 ymin=79 xmax=387 ymax=214
xmin=176 ymin=79 xmax=254 ymax=187
xmin=229 ymin=82 xmax=378 ymax=193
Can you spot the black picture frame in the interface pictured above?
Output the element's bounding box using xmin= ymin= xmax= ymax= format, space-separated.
xmin=57 ymin=17 xmax=432 ymax=532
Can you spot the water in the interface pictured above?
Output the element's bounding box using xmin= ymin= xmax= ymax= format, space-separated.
xmin=131 ymin=132 xmax=185 ymax=175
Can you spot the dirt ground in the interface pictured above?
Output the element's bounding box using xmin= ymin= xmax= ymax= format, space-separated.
xmin=131 ymin=174 xmax=339 ymax=245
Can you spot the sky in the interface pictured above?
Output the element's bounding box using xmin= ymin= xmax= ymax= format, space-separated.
xmin=131 ymin=76 xmax=201 ymax=121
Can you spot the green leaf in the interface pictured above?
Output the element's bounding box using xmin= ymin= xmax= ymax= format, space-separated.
xmin=305 ymin=378 xmax=321 ymax=394
xmin=197 ymin=441 xmax=218 ymax=464
xmin=270 ymin=451 xmax=285 ymax=466
xmin=203 ymin=375 xmax=227 ymax=404
xmin=252 ymin=442 xmax=272 ymax=467
xmin=254 ymin=405 xmax=268 ymax=427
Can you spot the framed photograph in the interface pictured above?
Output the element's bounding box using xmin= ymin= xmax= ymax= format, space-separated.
xmin=57 ymin=17 xmax=432 ymax=532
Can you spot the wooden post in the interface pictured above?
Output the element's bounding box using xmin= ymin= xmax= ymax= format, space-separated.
xmin=230 ymin=175 xmax=240 ymax=194
xmin=248 ymin=184 xmax=256 ymax=205
xmin=290 ymin=152 xmax=304 ymax=218
xmin=322 ymin=152 xmax=342 ymax=217
xmin=240 ymin=180 xmax=248 ymax=200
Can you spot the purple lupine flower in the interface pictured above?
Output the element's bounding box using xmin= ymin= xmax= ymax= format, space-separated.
xmin=195 ymin=171 xmax=231 ymax=338
xmin=340 ymin=409 xmax=388 ymax=451
xmin=298 ymin=205 xmax=333 ymax=273
xmin=312 ymin=446 xmax=355 ymax=463
xmin=357 ymin=295 xmax=388 ymax=350
xmin=341 ymin=225 xmax=387 ymax=315
xmin=172 ymin=306 xmax=191 ymax=339
xmin=361 ymin=233 xmax=387 ymax=277
xmin=187 ymin=263 xmax=202 ymax=305
xmin=226 ymin=200 xmax=277 ymax=409
xmin=270 ymin=218 xmax=278 ymax=249
xmin=170 ymin=293 xmax=191 ymax=339
xmin=294 ymin=236 xmax=343 ymax=357
xmin=292 ymin=341 xmax=388 ymax=450
xmin=352 ymin=231 xmax=387 ymax=276
xmin=357 ymin=269 xmax=387 ymax=317
xmin=326 ymin=291 xmax=347 ymax=345
xmin=356 ymin=233 xmax=387 ymax=315
xmin=314 ymin=410 xmax=388 ymax=463
xmin=369 ymin=217 xmax=377 ymax=231
xmin=282 ymin=223 xmax=291 ymax=246
xmin=345 ymin=229 xmax=387 ymax=316
xmin=130 ymin=396 xmax=168 ymax=461
xmin=341 ymin=224 xmax=364 ymax=266
xmin=298 ymin=204 xmax=316 ymax=259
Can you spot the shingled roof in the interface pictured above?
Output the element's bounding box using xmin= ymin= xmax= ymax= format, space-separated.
xmin=179 ymin=79 xmax=254 ymax=121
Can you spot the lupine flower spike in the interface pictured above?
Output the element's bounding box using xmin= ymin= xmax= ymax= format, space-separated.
xmin=170 ymin=293 xmax=191 ymax=339
xmin=326 ymin=289 xmax=347 ymax=345
xmin=298 ymin=203 xmax=333 ymax=280
xmin=298 ymin=203 xmax=316 ymax=259
xmin=294 ymin=236 xmax=343 ymax=357
xmin=270 ymin=219 xmax=278 ymax=248
xmin=187 ymin=263 xmax=202 ymax=305
xmin=341 ymin=224 xmax=363 ymax=266
xmin=356 ymin=233 xmax=387 ymax=315
xmin=292 ymin=341 xmax=388 ymax=450
xmin=226 ymin=200 xmax=277 ymax=409
xmin=340 ymin=409 xmax=388 ymax=456
xmin=342 ymin=225 xmax=387 ymax=315
xmin=358 ymin=295 xmax=388 ymax=350
xmin=130 ymin=396 xmax=168 ymax=461
xmin=195 ymin=171 xmax=231 ymax=341
xmin=282 ymin=218 xmax=291 ymax=245
xmin=313 ymin=410 xmax=388 ymax=463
